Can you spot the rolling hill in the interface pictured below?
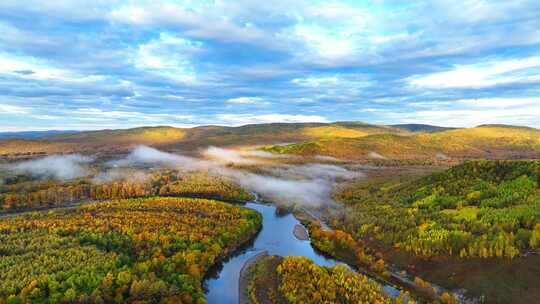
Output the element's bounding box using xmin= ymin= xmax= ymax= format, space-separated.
xmin=264 ymin=125 xmax=540 ymax=161
xmin=0 ymin=127 xmax=187 ymax=157
xmin=1 ymin=123 xmax=539 ymax=162
xmin=0 ymin=122 xmax=404 ymax=157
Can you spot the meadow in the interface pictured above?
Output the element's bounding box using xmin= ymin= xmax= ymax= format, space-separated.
xmin=265 ymin=125 xmax=540 ymax=162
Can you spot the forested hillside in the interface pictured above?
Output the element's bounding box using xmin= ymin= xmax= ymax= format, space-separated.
xmin=0 ymin=197 xmax=261 ymax=303
xmin=334 ymin=160 xmax=540 ymax=259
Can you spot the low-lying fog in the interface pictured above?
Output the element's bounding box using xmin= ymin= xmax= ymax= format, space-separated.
xmin=5 ymin=154 xmax=94 ymax=180
xmin=1 ymin=145 xmax=364 ymax=207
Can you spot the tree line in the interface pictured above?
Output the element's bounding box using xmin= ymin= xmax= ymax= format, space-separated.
xmin=1 ymin=170 xmax=252 ymax=214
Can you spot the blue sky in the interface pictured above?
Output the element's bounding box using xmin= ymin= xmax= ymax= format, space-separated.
xmin=1 ymin=0 xmax=539 ymax=131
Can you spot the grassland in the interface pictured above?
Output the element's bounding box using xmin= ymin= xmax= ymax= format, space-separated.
xmin=0 ymin=122 xmax=411 ymax=157
xmin=300 ymin=124 xmax=406 ymax=139
xmin=2 ymin=123 xmax=538 ymax=160
xmin=265 ymin=125 xmax=540 ymax=162
xmin=0 ymin=126 xmax=187 ymax=157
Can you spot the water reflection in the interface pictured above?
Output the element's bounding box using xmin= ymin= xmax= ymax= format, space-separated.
xmin=204 ymin=202 xmax=402 ymax=303
xmin=204 ymin=202 xmax=335 ymax=304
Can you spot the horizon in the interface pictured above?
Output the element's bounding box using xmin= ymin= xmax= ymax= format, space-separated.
xmin=0 ymin=121 xmax=538 ymax=134
xmin=1 ymin=1 xmax=540 ymax=130
xmin=0 ymin=2 xmax=540 ymax=299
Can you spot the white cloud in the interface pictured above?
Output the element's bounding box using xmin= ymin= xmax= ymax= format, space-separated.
xmin=304 ymin=2 xmax=369 ymax=25
xmin=134 ymin=33 xmax=199 ymax=83
xmin=292 ymin=76 xmax=340 ymax=87
xmin=359 ymin=108 xmax=380 ymax=113
xmin=227 ymin=96 xmax=267 ymax=105
xmin=30 ymin=114 xmax=62 ymax=120
xmin=368 ymin=32 xmax=414 ymax=45
xmin=0 ymin=53 xmax=74 ymax=81
xmin=110 ymin=2 xmax=266 ymax=44
xmin=291 ymin=75 xmax=372 ymax=89
xmin=0 ymin=103 xmax=27 ymax=114
xmin=409 ymin=56 xmax=540 ymax=89
xmin=293 ymin=25 xmax=356 ymax=60
xmin=1 ymin=0 xmax=540 ymax=131
xmin=429 ymin=0 xmax=538 ymax=25
xmin=71 ymin=108 xmax=195 ymax=126
xmin=0 ymin=53 xmax=117 ymax=88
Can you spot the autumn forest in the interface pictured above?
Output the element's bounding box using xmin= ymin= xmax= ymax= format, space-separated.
xmin=1 ymin=123 xmax=540 ymax=304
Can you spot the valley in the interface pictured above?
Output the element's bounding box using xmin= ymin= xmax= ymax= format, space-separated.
xmin=0 ymin=122 xmax=539 ymax=303
xmin=2 ymin=1 xmax=538 ymax=302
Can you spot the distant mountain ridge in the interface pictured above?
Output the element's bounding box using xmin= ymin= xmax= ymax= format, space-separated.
xmin=0 ymin=130 xmax=79 ymax=139
xmin=0 ymin=122 xmax=538 ymax=159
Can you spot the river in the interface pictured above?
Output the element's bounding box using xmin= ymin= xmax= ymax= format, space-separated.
xmin=204 ymin=202 xmax=399 ymax=303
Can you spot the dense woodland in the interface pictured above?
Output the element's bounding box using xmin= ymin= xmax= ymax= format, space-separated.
xmin=246 ymin=255 xmax=413 ymax=304
xmin=301 ymin=220 xmax=460 ymax=303
xmin=333 ymin=160 xmax=540 ymax=259
xmin=0 ymin=170 xmax=252 ymax=214
xmin=302 ymin=220 xmax=388 ymax=276
xmin=0 ymin=197 xmax=261 ymax=303
xmin=2 ymin=149 xmax=540 ymax=303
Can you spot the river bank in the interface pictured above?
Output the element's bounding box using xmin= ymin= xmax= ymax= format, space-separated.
xmin=204 ymin=202 xmax=337 ymax=303
xmin=294 ymin=206 xmax=478 ymax=304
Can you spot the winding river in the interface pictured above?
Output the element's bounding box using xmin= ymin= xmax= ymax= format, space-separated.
xmin=204 ymin=202 xmax=399 ymax=304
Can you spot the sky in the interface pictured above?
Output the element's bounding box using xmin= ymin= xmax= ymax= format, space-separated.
xmin=0 ymin=0 xmax=539 ymax=131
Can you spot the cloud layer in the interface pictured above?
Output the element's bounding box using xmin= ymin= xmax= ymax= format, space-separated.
xmin=1 ymin=0 xmax=540 ymax=130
